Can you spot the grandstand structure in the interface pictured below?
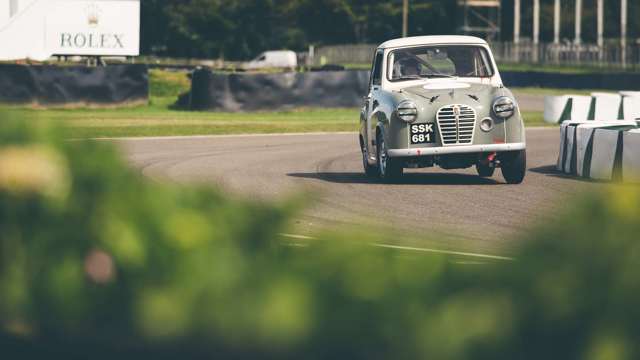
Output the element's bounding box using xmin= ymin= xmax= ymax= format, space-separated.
xmin=457 ymin=0 xmax=501 ymax=41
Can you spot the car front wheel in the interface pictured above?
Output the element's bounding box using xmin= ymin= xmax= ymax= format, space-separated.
xmin=476 ymin=162 xmax=495 ymax=178
xmin=376 ymin=133 xmax=403 ymax=182
xmin=501 ymin=150 xmax=527 ymax=184
xmin=361 ymin=138 xmax=378 ymax=177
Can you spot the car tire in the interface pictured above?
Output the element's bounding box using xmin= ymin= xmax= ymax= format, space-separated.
xmin=376 ymin=133 xmax=403 ymax=182
xmin=361 ymin=138 xmax=378 ymax=177
xmin=476 ymin=163 xmax=495 ymax=177
xmin=501 ymin=150 xmax=527 ymax=184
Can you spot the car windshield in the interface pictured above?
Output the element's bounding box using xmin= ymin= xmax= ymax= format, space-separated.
xmin=388 ymin=45 xmax=494 ymax=81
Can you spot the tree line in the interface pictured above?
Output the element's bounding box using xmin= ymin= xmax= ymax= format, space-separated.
xmin=141 ymin=0 xmax=639 ymax=61
xmin=140 ymin=0 xmax=455 ymax=60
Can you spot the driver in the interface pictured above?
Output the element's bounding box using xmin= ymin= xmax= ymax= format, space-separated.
xmin=396 ymin=56 xmax=421 ymax=78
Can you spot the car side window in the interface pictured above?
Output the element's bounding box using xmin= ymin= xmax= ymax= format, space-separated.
xmin=371 ymin=51 xmax=384 ymax=87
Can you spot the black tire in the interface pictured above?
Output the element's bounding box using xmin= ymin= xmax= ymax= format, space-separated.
xmin=360 ymin=137 xmax=378 ymax=177
xmin=376 ymin=133 xmax=403 ymax=182
xmin=476 ymin=163 xmax=495 ymax=178
xmin=501 ymin=150 xmax=527 ymax=184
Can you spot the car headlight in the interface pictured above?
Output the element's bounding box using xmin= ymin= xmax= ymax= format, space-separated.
xmin=397 ymin=101 xmax=418 ymax=123
xmin=492 ymin=97 xmax=516 ymax=118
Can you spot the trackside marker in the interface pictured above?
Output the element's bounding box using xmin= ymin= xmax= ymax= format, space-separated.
xmin=279 ymin=234 xmax=514 ymax=261
xmin=280 ymin=233 xmax=316 ymax=240
xmin=372 ymin=244 xmax=514 ymax=261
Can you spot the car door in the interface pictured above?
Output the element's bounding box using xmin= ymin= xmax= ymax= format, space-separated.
xmin=365 ymin=50 xmax=384 ymax=157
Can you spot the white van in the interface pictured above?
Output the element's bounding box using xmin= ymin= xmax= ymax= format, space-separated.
xmin=243 ymin=50 xmax=298 ymax=70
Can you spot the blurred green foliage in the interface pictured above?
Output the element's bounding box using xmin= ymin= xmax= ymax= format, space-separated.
xmin=1 ymin=113 xmax=640 ymax=359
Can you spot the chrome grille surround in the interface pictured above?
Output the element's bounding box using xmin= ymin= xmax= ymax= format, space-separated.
xmin=436 ymin=104 xmax=477 ymax=146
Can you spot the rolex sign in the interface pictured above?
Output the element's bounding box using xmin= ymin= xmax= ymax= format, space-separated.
xmin=46 ymin=0 xmax=140 ymax=56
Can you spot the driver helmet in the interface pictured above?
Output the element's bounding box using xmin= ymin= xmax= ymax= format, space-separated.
xmin=399 ymin=56 xmax=421 ymax=77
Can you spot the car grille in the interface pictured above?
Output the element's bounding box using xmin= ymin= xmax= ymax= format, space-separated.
xmin=436 ymin=104 xmax=477 ymax=145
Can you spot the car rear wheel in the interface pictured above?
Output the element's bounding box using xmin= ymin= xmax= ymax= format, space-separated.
xmin=361 ymin=138 xmax=378 ymax=177
xmin=476 ymin=163 xmax=495 ymax=177
xmin=501 ymin=150 xmax=527 ymax=184
xmin=376 ymin=133 xmax=403 ymax=182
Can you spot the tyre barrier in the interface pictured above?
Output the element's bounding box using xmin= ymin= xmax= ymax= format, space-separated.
xmin=558 ymin=121 xmax=640 ymax=181
xmin=544 ymin=92 xmax=640 ymax=124
xmin=188 ymin=69 xmax=369 ymax=111
xmin=0 ymin=64 xmax=149 ymax=107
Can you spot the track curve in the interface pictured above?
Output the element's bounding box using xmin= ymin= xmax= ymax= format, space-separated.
xmin=120 ymin=129 xmax=601 ymax=252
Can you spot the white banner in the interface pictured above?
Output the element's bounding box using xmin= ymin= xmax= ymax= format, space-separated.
xmin=46 ymin=0 xmax=140 ymax=56
xmin=0 ymin=0 xmax=139 ymax=60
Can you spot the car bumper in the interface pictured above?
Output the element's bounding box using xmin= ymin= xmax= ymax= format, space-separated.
xmin=387 ymin=142 xmax=526 ymax=158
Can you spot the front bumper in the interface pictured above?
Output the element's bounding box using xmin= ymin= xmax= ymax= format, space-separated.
xmin=387 ymin=142 xmax=526 ymax=158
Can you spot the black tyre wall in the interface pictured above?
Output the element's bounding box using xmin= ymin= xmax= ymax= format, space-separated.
xmin=0 ymin=64 xmax=149 ymax=106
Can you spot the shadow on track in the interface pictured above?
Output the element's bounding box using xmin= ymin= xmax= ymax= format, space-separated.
xmin=288 ymin=172 xmax=500 ymax=186
xmin=529 ymin=165 xmax=610 ymax=183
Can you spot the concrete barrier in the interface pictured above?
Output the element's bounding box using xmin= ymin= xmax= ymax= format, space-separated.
xmin=590 ymin=129 xmax=622 ymax=181
xmin=576 ymin=125 xmax=598 ymax=177
xmin=558 ymin=121 xmax=637 ymax=180
xmin=620 ymin=92 xmax=640 ymax=121
xmin=558 ymin=121 xmax=588 ymax=172
xmin=574 ymin=122 xmax=636 ymax=177
xmin=590 ymin=92 xmax=622 ymax=121
xmin=564 ymin=124 xmax=579 ymax=175
xmin=623 ymin=129 xmax=640 ymax=182
xmin=544 ymin=95 xmax=593 ymax=124
xmin=557 ymin=122 xmax=569 ymax=170
xmin=544 ymin=95 xmax=571 ymax=124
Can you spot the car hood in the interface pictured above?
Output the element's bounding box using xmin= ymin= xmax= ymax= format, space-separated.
xmin=399 ymin=81 xmax=504 ymax=106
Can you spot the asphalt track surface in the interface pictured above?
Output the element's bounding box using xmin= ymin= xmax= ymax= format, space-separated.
xmin=121 ymin=128 xmax=601 ymax=254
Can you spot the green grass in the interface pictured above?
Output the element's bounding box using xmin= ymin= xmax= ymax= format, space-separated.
xmin=4 ymin=104 xmax=359 ymax=138
xmin=0 ymin=69 xmax=557 ymax=138
xmin=512 ymin=87 xmax=595 ymax=96
xmin=4 ymin=104 xmax=548 ymax=138
xmin=522 ymin=111 xmax=548 ymax=127
xmin=498 ymin=62 xmax=639 ymax=74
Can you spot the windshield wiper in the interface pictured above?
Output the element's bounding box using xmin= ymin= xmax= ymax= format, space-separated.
xmin=424 ymin=73 xmax=458 ymax=79
xmin=396 ymin=75 xmax=422 ymax=81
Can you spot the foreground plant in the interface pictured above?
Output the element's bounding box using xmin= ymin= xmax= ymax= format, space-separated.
xmin=0 ymin=115 xmax=638 ymax=359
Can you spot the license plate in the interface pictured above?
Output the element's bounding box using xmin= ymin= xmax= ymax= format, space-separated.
xmin=410 ymin=123 xmax=436 ymax=145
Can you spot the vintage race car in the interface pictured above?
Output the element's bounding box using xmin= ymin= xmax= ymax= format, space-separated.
xmin=359 ymin=35 xmax=526 ymax=184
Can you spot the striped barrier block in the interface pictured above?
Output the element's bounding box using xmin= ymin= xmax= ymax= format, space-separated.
xmin=590 ymin=129 xmax=623 ymax=181
xmin=620 ymin=94 xmax=640 ymax=121
xmin=623 ymin=130 xmax=640 ymax=183
xmin=558 ymin=121 xmax=589 ymax=172
xmin=558 ymin=121 xmax=637 ymax=179
xmin=563 ymin=123 xmax=578 ymax=174
xmin=544 ymin=95 xmax=593 ymax=124
xmin=576 ymin=125 xmax=598 ymax=177
xmin=574 ymin=122 xmax=637 ymax=178
xmin=590 ymin=93 xmax=623 ymax=121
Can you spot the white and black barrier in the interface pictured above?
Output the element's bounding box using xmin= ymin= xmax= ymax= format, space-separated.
xmin=545 ymin=92 xmax=640 ymax=124
xmin=621 ymin=92 xmax=640 ymax=122
xmin=545 ymin=95 xmax=592 ymax=124
xmin=622 ymin=130 xmax=640 ymax=182
xmin=558 ymin=121 xmax=639 ymax=181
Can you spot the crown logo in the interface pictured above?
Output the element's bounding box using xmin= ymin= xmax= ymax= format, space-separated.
xmin=86 ymin=3 xmax=101 ymax=27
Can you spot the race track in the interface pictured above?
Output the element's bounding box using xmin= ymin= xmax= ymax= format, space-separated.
xmin=120 ymin=128 xmax=602 ymax=253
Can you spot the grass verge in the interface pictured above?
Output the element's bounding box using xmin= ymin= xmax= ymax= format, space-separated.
xmin=0 ymin=70 xmax=556 ymax=138
xmin=4 ymin=104 xmax=548 ymax=138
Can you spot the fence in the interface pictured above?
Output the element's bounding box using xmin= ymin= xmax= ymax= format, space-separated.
xmin=491 ymin=41 xmax=640 ymax=69
xmin=311 ymin=41 xmax=640 ymax=70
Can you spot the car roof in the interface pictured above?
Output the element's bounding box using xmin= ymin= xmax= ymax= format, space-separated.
xmin=378 ymin=35 xmax=488 ymax=49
